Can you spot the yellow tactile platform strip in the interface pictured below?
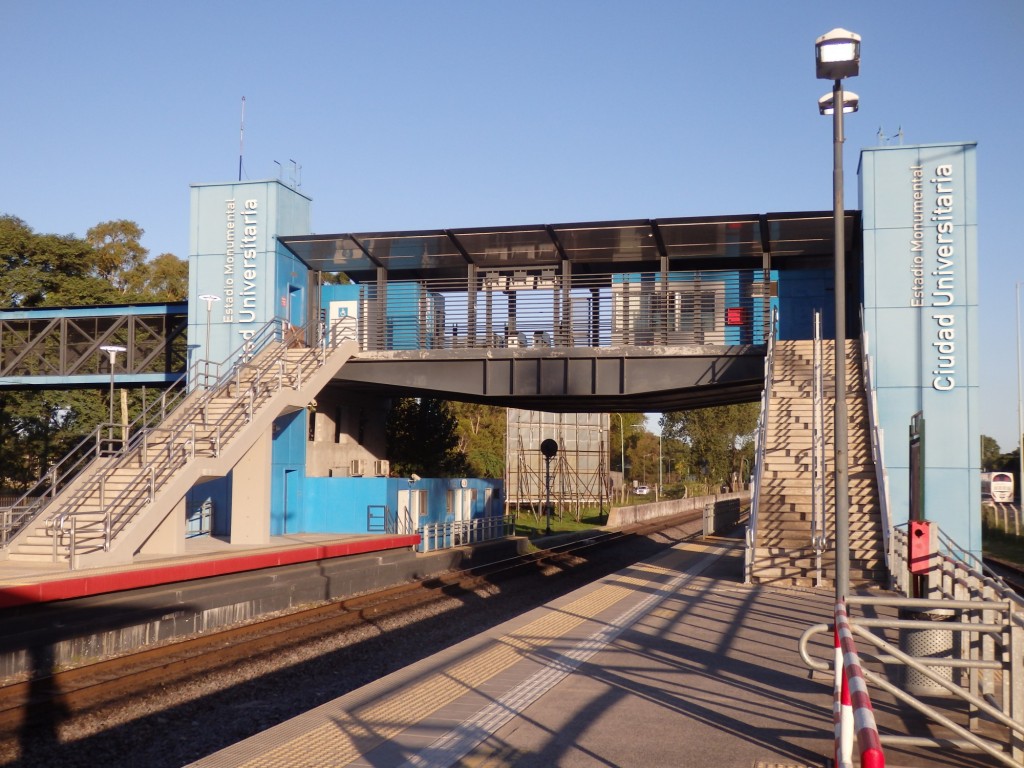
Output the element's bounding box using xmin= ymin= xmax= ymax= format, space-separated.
xmin=191 ymin=540 xmax=726 ymax=768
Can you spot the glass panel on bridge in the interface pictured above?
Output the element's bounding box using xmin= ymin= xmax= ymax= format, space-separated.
xmin=449 ymin=227 xmax=559 ymax=268
xmin=550 ymin=222 xmax=660 ymax=263
xmin=657 ymin=217 xmax=763 ymax=259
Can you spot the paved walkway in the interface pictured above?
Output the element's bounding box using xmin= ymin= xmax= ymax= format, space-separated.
xmin=188 ymin=536 xmax=1002 ymax=768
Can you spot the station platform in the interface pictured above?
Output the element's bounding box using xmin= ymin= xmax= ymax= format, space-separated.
xmin=186 ymin=536 xmax=988 ymax=768
xmin=0 ymin=532 xmax=421 ymax=608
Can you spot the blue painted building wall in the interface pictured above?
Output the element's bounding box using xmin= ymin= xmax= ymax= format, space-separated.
xmin=859 ymin=142 xmax=980 ymax=554
xmin=188 ymin=180 xmax=312 ymax=379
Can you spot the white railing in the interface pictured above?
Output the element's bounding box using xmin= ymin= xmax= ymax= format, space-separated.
xmin=418 ymin=515 xmax=516 ymax=553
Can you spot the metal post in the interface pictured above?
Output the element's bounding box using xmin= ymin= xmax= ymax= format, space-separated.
xmin=616 ymin=413 xmax=625 ymax=504
xmin=832 ymin=77 xmax=850 ymax=601
xmin=540 ymin=438 xmax=558 ymax=535
xmin=1017 ymin=281 xmax=1023 ymax=502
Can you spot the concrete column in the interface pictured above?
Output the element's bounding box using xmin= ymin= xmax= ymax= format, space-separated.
xmin=230 ymin=427 xmax=272 ymax=545
xmin=137 ymin=495 xmax=187 ymax=556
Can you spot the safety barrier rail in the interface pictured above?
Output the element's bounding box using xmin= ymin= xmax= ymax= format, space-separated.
xmin=350 ymin=270 xmax=775 ymax=353
xmin=418 ymin=515 xmax=516 ymax=553
xmin=744 ymin=306 xmax=777 ymax=584
xmin=832 ymin=599 xmax=884 ymax=768
xmin=36 ymin=318 xmax=356 ymax=568
xmin=803 ymin=524 xmax=1024 ymax=766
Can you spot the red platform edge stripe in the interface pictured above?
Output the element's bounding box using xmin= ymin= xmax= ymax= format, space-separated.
xmin=0 ymin=534 xmax=421 ymax=608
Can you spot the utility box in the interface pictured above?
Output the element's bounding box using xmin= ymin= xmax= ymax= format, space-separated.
xmin=908 ymin=520 xmax=935 ymax=575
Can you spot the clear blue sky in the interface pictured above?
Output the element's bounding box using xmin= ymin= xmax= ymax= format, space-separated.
xmin=2 ymin=2 xmax=1023 ymax=448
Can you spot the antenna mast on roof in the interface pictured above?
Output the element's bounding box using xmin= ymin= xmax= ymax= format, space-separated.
xmin=238 ymin=96 xmax=246 ymax=181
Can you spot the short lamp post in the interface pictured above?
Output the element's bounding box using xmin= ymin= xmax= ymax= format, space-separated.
xmin=198 ymin=293 xmax=221 ymax=387
xmin=540 ymin=438 xmax=559 ymax=536
xmin=99 ymin=344 xmax=128 ymax=430
xmin=816 ymin=27 xmax=860 ymax=601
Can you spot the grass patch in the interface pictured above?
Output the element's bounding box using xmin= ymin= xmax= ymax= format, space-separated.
xmin=512 ymin=509 xmax=608 ymax=539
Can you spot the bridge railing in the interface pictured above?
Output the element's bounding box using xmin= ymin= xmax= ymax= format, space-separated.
xmin=351 ymin=270 xmax=775 ymax=353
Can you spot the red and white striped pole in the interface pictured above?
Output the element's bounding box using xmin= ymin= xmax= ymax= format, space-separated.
xmin=834 ymin=599 xmax=884 ymax=768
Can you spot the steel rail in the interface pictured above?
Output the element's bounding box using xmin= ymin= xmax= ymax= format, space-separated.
xmin=0 ymin=509 xmax=708 ymax=734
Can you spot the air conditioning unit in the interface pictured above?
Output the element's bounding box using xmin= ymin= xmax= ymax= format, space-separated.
xmin=350 ymin=459 xmax=366 ymax=477
xmin=374 ymin=460 xmax=390 ymax=477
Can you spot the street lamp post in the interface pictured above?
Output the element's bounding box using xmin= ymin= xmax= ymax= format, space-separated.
xmin=198 ymin=294 xmax=221 ymax=388
xmin=816 ymin=27 xmax=861 ymax=601
xmin=99 ymin=345 xmax=128 ymax=446
xmin=616 ymin=413 xmax=625 ymax=503
xmin=1017 ymin=283 xmax=1023 ymax=500
xmin=658 ymin=428 xmax=663 ymax=500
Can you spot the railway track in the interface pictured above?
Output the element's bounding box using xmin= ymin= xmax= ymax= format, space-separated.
xmin=984 ymin=554 xmax=1024 ymax=594
xmin=0 ymin=511 xmax=706 ymax=738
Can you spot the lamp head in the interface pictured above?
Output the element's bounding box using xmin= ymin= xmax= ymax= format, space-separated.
xmin=818 ymin=90 xmax=860 ymax=116
xmin=815 ymin=28 xmax=861 ymax=81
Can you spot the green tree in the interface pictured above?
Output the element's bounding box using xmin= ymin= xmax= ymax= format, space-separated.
xmin=980 ymin=435 xmax=1002 ymax=471
xmin=386 ymin=398 xmax=470 ymax=477
xmin=86 ymin=219 xmax=148 ymax=293
xmin=0 ymin=215 xmax=186 ymax=491
xmin=661 ymin=402 xmax=759 ymax=489
xmin=0 ymin=215 xmax=115 ymax=307
xmin=450 ymin=401 xmax=506 ymax=478
xmin=125 ymin=251 xmax=189 ymax=301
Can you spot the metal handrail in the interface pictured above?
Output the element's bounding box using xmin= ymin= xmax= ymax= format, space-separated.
xmin=2 ymin=317 xmax=293 ymax=548
xmin=38 ymin=318 xmax=356 ymax=566
xmin=859 ymin=314 xmax=892 ymax=570
xmin=811 ymin=310 xmax=827 ymax=586
xmin=745 ymin=306 xmax=778 ymax=584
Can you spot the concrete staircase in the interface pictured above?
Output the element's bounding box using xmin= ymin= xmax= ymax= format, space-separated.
xmin=4 ymin=332 xmax=357 ymax=569
xmin=749 ymin=339 xmax=887 ymax=588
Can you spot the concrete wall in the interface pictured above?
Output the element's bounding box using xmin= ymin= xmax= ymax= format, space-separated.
xmin=607 ymin=491 xmax=749 ymax=528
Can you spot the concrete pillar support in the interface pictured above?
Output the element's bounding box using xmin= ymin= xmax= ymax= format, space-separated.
xmin=230 ymin=427 xmax=273 ymax=545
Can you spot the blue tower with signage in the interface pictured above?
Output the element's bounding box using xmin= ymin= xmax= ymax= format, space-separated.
xmin=859 ymin=142 xmax=980 ymax=553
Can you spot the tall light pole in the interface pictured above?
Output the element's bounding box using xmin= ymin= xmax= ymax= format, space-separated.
xmin=99 ymin=345 xmax=127 ymax=426
xmin=816 ymin=27 xmax=861 ymax=601
xmin=658 ymin=427 xmax=663 ymax=498
xmin=198 ymin=294 xmax=221 ymax=387
xmin=616 ymin=413 xmax=625 ymax=502
xmin=1017 ymin=282 xmax=1023 ymax=499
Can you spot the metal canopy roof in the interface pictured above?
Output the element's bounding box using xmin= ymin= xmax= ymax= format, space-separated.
xmin=279 ymin=210 xmax=857 ymax=282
